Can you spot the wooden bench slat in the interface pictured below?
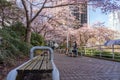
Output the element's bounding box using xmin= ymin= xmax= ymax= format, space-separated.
xmin=42 ymin=55 xmax=49 ymax=70
xmin=44 ymin=55 xmax=52 ymax=70
xmin=39 ymin=55 xmax=47 ymax=70
xmin=40 ymin=55 xmax=53 ymax=71
xmin=33 ymin=56 xmax=44 ymax=70
xmin=33 ymin=60 xmax=42 ymax=70
xmin=16 ymin=52 xmax=53 ymax=80
xmin=19 ymin=56 xmax=42 ymax=70
xmin=25 ymin=56 xmax=42 ymax=70
xmin=18 ymin=55 xmax=53 ymax=71
xmin=18 ymin=57 xmax=38 ymax=70
xmin=17 ymin=52 xmax=53 ymax=76
xmin=40 ymin=60 xmax=46 ymax=70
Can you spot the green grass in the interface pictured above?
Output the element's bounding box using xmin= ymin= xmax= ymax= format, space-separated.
xmin=84 ymin=48 xmax=120 ymax=61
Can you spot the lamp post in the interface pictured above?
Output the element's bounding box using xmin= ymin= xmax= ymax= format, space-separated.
xmin=63 ymin=22 xmax=69 ymax=55
xmin=66 ymin=25 xmax=69 ymax=54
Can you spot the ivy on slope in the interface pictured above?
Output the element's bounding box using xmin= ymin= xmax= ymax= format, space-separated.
xmin=0 ymin=22 xmax=45 ymax=66
xmin=0 ymin=22 xmax=31 ymax=66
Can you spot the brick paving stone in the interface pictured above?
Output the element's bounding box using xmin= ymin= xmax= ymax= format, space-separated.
xmin=54 ymin=53 xmax=120 ymax=80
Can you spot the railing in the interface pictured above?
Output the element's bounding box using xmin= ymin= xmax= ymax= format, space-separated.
xmin=83 ymin=45 xmax=120 ymax=61
xmin=55 ymin=49 xmax=66 ymax=54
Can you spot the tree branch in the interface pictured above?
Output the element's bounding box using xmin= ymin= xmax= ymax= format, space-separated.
xmin=30 ymin=0 xmax=47 ymax=23
xmin=44 ymin=2 xmax=85 ymax=8
xmin=21 ymin=0 xmax=30 ymax=25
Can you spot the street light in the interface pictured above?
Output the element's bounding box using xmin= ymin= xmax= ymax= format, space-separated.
xmin=63 ymin=22 xmax=69 ymax=55
xmin=66 ymin=25 xmax=69 ymax=54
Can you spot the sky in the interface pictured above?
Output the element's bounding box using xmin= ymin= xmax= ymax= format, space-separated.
xmin=88 ymin=6 xmax=109 ymax=27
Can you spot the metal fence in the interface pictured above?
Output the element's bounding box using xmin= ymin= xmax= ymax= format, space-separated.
xmin=83 ymin=45 xmax=120 ymax=61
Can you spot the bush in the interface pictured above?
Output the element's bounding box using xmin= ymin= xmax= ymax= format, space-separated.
xmin=11 ymin=22 xmax=26 ymax=37
xmin=0 ymin=22 xmax=32 ymax=66
xmin=0 ymin=22 xmax=46 ymax=66
xmin=31 ymin=33 xmax=45 ymax=46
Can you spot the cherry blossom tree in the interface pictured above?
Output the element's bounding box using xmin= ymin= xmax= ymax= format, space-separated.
xmin=17 ymin=0 xmax=89 ymax=43
xmin=93 ymin=23 xmax=119 ymax=45
xmin=12 ymin=0 xmax=120 ymax=44
xmin=72 ymin=23 xmax=118 ymax=47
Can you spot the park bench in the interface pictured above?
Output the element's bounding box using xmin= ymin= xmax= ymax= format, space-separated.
xmin=16 ymin=51 xmax=53 ymax=80
xmin=7 ymin=46 xmax=60 ymax=80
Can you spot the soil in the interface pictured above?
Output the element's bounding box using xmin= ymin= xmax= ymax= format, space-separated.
xmin=0 ymin=57 xmax=29 ymax=80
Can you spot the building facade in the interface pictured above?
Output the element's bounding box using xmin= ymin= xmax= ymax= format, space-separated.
xmin=69 ymin=1 xmax=87 ymax=27
xmin=108 ymin=11 xmax=120 ymax=39
xmin=109 ymin=11 xmax=120 ymax=31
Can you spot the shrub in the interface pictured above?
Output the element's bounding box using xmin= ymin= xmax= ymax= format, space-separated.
xmin=31 ymin=33 xmax=45 ymax=46
xmin=0 ymin=22 xmax=32 ymax=66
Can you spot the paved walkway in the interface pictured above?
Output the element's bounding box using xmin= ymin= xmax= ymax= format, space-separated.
xmin=54 ymin=53 xmax=120 ymax=80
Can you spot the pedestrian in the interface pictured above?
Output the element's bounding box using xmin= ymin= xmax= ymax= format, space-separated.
xmin=51 ymin=41 xmax=55 ymax=50
xmin=72 ymin=41 xmax=78 ymax=56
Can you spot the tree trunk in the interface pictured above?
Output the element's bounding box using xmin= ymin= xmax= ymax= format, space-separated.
xmin=25 ymin=23 xmax=31 ymax=43
xmin=1 ymin=8 xmax=5 ymax=27
xmin=1 ymin=16 xmax=5 ymax=27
